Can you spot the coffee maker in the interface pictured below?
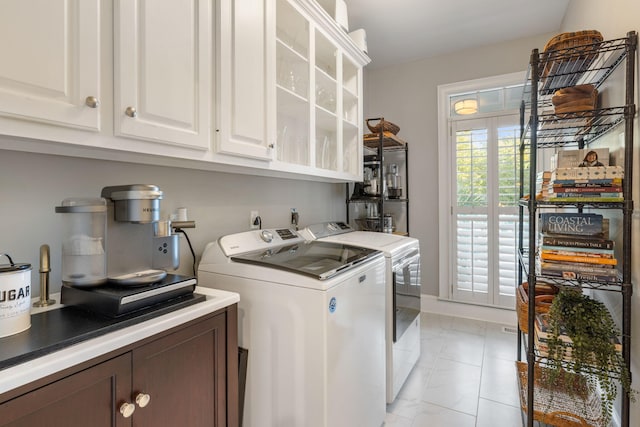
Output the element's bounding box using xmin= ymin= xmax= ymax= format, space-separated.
xmin=100 ymin=184 xmax=179 ymax=285
xmin=58 ymin=184 xmax=199 ymax=317
xmin=56 ymin=184 xmax=180 ymax=288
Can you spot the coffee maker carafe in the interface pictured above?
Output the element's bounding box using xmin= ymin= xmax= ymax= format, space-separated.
xmin=386 ymin=163 xmax=402 ymax=199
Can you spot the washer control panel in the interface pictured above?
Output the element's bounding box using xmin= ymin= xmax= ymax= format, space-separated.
xmin=219 ymin=229 xmax=304 ymax=257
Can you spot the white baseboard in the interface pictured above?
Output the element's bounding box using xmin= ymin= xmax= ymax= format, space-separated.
xmin=421 ymin=294 xmax=517 ymax=326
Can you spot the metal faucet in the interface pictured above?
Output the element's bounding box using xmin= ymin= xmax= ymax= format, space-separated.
xmin=33 ymin=244 xmax=56 ymax=307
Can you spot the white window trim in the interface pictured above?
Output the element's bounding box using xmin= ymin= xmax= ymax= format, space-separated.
xmin=436 ymin=71 xmax=525 ymax=301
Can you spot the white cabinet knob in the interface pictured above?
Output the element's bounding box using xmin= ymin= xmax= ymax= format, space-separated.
xmin=85 ymin=96 xmax=100 ymax=108
xmin=119 ymin=402 xmax=136 ymax=418
xmin=125 ymin=106 xmax=137 ymax=118
xmin=135 ymin=393 xmax=151 ymax=408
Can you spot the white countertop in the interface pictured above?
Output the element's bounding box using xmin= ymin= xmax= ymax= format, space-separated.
xmin=0 ymin=286 xmax=239 ymax=395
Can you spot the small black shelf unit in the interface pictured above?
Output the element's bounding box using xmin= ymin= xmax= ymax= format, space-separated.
xmin=346 ymin=118 xmax=410 ymax=235
xmin=517 ymin=31 xmax=637 ymax=427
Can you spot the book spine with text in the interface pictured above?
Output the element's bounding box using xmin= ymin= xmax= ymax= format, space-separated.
xmin=552 ymin=178 xmax=622 ymax=186
xmin=546 ymin=196 xmax=624 ymax=203
xmin=549 ymin=192 xmax=623 ymax=198
xmin=539 ymin=252 xmax=617 ymax=265
xmin=540 ymin=235 xmax=614 ymax=250
xmin=539 ymin=213 xmax=603 ymax=236
xmin=540 ymin=248 xmax=614 ymax=258
xmin=538 ymin=260 xmax=618 ymax=274
xmin=540 ymin=268 xmax=621 ymax=283
xmin=551 ymin=166 xmax=624 ymax=180
xmin=549 ymin=186 xmax=623 ymax=193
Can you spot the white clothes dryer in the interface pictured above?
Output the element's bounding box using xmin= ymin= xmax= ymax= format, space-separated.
xmin=299 ymin=222 xmax=421 ymax=403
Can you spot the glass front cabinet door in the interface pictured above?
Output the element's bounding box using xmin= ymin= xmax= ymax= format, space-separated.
xmin=274 ymin=0 xmax=369 ymax=180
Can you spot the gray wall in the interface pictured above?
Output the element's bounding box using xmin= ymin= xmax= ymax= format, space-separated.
xmin=558 ymin=0 xmax=640 ymax=422
xmin=0 ymin=149 xmax=345 ymax=293
xmin=362 ymin=32 xmax=556 ymax=296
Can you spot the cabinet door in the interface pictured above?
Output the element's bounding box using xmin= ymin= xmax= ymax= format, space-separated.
xmin=275 ymin=0 xmax=311 ymax=166
xmin=0 ymin=0 xmax=100 ymax=131
xmin=217 ymin=0 xmax=275 ymax=160
xmin=274 ymin=0 xmax=365 ymax=179
xmin=341 ymin=56 xmax=362 ymax=176
xmin=316 ymin=32 xmax=363 ymax=177
xmin=0 ymin=354 xmax=132 ymax=427
xmin=114 ymin=0 xmax=212 ymax=149
xmin=314 ymin=28 xmax=340 ymax=172
xmin=131 ymin=314 xmax=227 ymax=427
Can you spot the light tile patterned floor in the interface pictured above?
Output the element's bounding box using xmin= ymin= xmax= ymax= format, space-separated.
xmin=384 ymin=312 xmax=526 ymax=427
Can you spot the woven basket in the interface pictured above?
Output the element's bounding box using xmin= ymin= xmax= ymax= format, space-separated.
xmin=516 ymin=283 xmax=558 ymax=334
xmin=516 ymin=361 xmax=604 ymax=427
xmin=543 ymin=30 xmax=604 ymax=56
xmin=552 ymin=84 xmax=598 ymax=115
xmin=366 ymin=118 xmax=400 ymax=135
xmin=540 ymin=30 xmax=603 ymax=91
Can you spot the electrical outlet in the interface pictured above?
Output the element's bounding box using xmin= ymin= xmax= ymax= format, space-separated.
xmin=250 ymin=211 xmax=260 ymax=229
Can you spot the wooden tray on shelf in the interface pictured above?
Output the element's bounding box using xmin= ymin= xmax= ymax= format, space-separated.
xmin=363 ymin=131 xmax=406 ymax=149
xmin=516 ymin=361 xmax=605 ymax=427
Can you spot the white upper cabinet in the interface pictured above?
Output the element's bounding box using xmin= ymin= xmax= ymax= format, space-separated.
xmin=216 ymin=0 xmax=369 ymax=177
xmin=274 ymin=0 xmax=368 ymax=179
xmin=0 ymin=0 xmax=101 ymax=131
xmin=0 ymin=0 xmax=368 ymax=181
xmin=216 ymin=0 xmax=275 ymax=160
xmin=114 ymin=0 xmax=212 ymax=150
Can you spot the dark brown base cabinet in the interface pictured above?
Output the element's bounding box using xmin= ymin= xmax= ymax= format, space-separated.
xmin=0 ymin=305 xmax=239 ymax=427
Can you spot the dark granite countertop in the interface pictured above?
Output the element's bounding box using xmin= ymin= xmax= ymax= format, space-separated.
xmin=0 ymin=293 xmax=205 ymax=371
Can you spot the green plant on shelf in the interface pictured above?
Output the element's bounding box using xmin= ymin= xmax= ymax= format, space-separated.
xmin=544 ymin=287 xmax=635 ymax=426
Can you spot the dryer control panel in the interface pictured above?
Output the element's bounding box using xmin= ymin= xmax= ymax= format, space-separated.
xmin=299 ymin=221 xmax=353 ymax=240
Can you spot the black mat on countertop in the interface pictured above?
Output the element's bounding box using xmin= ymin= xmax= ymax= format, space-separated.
xmin=0 ymin=293 xmax=205 ymax=370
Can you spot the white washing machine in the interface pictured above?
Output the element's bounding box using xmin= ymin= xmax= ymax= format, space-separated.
xmin=299 ymin=222 xmax=421 ymax=403
xmin=198 ymin=228 xmax=386 ymax=427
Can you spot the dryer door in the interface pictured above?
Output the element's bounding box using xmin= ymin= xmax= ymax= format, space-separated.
xmin=392 ymin=249 xmax=421 ymax=342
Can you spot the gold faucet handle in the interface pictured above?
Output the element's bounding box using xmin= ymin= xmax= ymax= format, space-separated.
xmin=33 ymin=244 xmax=56 ymax=308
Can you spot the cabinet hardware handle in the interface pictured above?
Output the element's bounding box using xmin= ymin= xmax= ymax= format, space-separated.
xmin=125 ymin=106 xmax=137 ymax=118
xmin=85 ymin=96 xmax=100 ymax=108
xmin=268 ymin=143 xmax=275 ymax=149
xmin=135 ymin=393 xmax=151 ymax=408
xmin=119 ymin=402 xmax=136 ymax=418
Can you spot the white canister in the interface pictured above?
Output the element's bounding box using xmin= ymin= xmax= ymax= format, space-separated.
xmin=0 ymin=254 xmax=31 ymax=338
xmin=0 ymin=254 xmax=32 ymax=338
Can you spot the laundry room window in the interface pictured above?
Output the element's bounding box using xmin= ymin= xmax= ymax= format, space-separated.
xmin=449 ymin=85 xmax=523 ymax=117
xmin=437 ymin=73 xmax=530 ymax=309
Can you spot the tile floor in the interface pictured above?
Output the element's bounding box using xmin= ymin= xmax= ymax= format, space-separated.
xmin=384 ymin=311 xmax=528 ymax=427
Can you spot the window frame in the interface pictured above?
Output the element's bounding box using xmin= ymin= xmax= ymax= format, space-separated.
xmin=436 ymin=71 xmax=525 ymax=303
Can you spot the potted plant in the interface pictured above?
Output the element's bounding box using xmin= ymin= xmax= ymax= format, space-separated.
xmin=544 ymin=287 xmax=634 ymax=425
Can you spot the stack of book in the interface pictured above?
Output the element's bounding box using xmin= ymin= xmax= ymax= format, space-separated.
xmin=542 ymin=148 xmax=624 ymax=202
xmin=534 ymin=312 xmax=622 ymax=360
xmin=537 ymin=212 xmax=620 ymax=283
xmin=535 ymin=170 xmax=551 ymax=200
xmin=546 ymin=166 xmax=624 ymax=202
